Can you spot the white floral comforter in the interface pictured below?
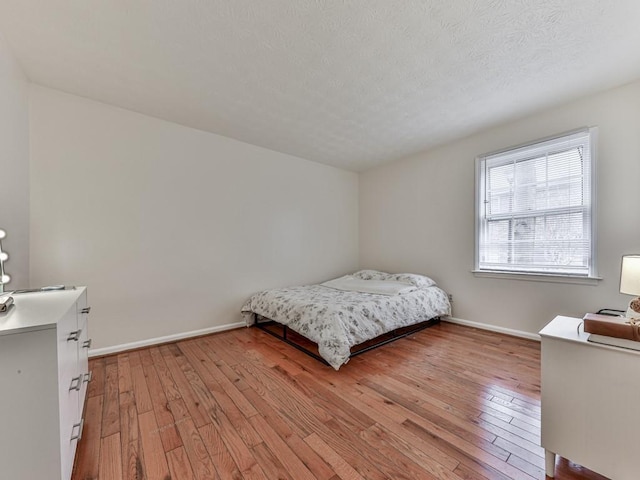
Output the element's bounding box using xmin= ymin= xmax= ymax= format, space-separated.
xmin=241 ymin=270 xmax=451 ymax=370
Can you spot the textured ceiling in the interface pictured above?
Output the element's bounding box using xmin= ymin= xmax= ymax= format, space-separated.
xmin=1 ymin=1 xmax=640 ymax=171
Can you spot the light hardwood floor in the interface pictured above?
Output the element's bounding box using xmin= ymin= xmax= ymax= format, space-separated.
xmin=72 ymin=322 xmax=607 ymax=480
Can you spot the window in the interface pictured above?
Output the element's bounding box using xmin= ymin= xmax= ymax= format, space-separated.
xmin=475 ymin=128 xmax=597 ymax=278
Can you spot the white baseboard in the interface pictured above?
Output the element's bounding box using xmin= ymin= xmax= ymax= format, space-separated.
xmin=89 ymin=317 xmax=538 ymax=357
xmin=443 ymin=316 xmax=540 ymax=341
xmin=89 ymin=321 xmax=246 ymax=357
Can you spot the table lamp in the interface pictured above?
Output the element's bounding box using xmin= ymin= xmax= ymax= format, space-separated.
xmin=620 ymin=254 xmax=640 ymax=320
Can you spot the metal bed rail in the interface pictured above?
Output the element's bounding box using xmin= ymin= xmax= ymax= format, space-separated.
xmin=253 ymin=315 xmax=440 ymax=367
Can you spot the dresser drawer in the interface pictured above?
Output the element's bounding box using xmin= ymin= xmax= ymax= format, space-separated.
xmin=0 ymin=328 xmax=60 ymax=480
xmin=59 ymin=376 xmax=81 ymax=480
xmin=76 ymin=290 xmax=91 ymax=417
xmin=57 ymin=306 xmax=80 ymax=389
xmin=56 ymin=300 xmax=84 ymax=480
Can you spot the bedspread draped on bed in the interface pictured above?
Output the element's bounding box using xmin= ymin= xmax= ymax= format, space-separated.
xmin=241 ymin=270 xmax=451 ymax=369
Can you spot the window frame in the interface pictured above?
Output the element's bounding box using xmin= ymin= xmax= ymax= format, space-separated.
xmin=474 ymin=127 xmax=599 ymax=283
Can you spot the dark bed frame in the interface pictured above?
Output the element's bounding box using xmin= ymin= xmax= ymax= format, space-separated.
xmin=253 ymin=314 xmax=441 ymax=366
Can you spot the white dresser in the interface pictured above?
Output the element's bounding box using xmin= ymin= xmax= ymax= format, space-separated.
xmin=0 ymin=287 xmax=91 ymax=480
xmin=540 ymin=315 xmax=640 ymax=479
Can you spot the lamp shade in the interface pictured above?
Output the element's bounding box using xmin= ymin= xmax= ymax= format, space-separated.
xmin=620 ymin=255 xmax=640 ymax=296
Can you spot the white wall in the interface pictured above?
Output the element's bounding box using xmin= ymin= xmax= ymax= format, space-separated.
xmin=360 ymin=80 xmax=640 ymax=334
xmin=29 ymin=86 xmax=359 ymax=350
xmin=0 ymin=31 xmax=29 ymax=289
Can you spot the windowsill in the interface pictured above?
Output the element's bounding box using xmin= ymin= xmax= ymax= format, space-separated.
xmin=471 ymin=270 xmax=602 ymax=285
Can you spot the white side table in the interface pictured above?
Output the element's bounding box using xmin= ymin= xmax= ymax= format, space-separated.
xmin=540 ymin=315 xmax=640 ymax=479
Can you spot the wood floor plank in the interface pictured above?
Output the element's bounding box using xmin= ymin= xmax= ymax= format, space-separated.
xmin=87 ymin=357 xmax=105 ymax=398
xmin=138 ymin=410 xmax=171 ymax=480
xmin=238 ymin=384 xmax=296 ymax=441
xmin=159 ymin=344 xmax=211 ymax=428
xmin=101 ymin=362 xmax=121 ymax=438
xmin=217 ymin=360 xmax=251 ymax=391
xmin=200 ymin=334 xmax=245 ymax=367
xmin=361 ymin=423 xmax=465 ymax=480
xmin=119 ymin=390 xmax=142 ymax=480
xmin=131 ymin=363 xmax=153 ymax=414
xmin=304 ymin=433 xmax=365 ymax=480
xmin=117 ymin=353 xmax=133 ymax=394
xmin=139 ymin=348 xmax=155 ymax=368
xmin=128 ymin=350 xmax=143 ymax=368
xmin=141 ymin=361 xmax=183 ymax=452
xmin=99 ymin=433 xmax=123 ymax=480
xmin=328 ymin=415 xmax=448 ymax=480
xmin=510 ymin=417 xmax=542 ymax=435
xmin=452 ymin=462 xmax=494 ymax=480
xmin=311 ymin=417 xmax=392 ymax=480
xmin=478 ymin=412 xmax=539 ymax=445
xmin=178 ymin=341 xmax=263 ymax=447
xmin=240 ymin=463 xmax=270 ymax=480
xmin=494 ymin=436 xmax=544 ymax=465
xmin=149 ymin=346 xmax=182 ymax=401
xmin=336 ymin=381 xmax=462 ymax=474
xmin=174 ymin=416 xmax=220 ymax=480
xmin=186 ymin=340 xmax=259 ymax=418
xmin=74 ymin=322 xmax=606 ymax=480
xmin=198 ymin=423 xmax=244 ymax=480
xmin=507 ymin=453 xmax=545 ymax=478
xmin=268 ymin=380 xmax=342 ymax=436
xmin=362 ymin=378 xmax=512 ymax=463
xmin=250 ymin=441 xmax=295 ymax=480
xmin=159 ymin=422 xmax=183 ymax=455
xmin=285 ymin=433 xmax=336 ymax=480
xmin=554 ymin=457 xmax=609 ymax=480
xmin=283 ymin=374 xmax=375 ymax=431
xmin=368 ymin=374 xmax=498 ymax=442
xmin=483 ymin=398 xmax=541 ymax=429
xmin=248 ymin=413 xmax=317 ymax=480
xmin=477 ymin=416 xmax=543 ymax=458
xmin=358 ymin=423 xmax=441 ymax=480
xmin=72 ymin=395 xmax=103 ymax=480
xmin=166 ymin=446 xmax=196 ymax=480
xmin=402 ymin=418 xmax=532 ymax=480
xmin=196 ymin=402 xmax=257 ymax=473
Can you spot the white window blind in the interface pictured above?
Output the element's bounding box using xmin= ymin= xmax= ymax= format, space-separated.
xmin=475 ymin=128 xmax=596 ymax=277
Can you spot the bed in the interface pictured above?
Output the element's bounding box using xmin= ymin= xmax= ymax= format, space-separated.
xmin=241 ymin=270 xmax=451 ymax=369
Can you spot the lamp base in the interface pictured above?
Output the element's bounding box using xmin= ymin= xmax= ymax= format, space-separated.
xmin=626 ymin=296 xmax=640 ymax=320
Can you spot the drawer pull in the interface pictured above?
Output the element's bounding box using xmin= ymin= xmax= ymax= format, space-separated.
xmin=80 ymin=307 xmax=91 ymax=314
xmin=83 ymin=371 xmax=92 ymax=383
xmin=70 ymin=419 xmax=84 ymax=441
xmin=82 ymin=338 xmax=92 ymax=349
xmin=67 ymin=329 xmax=82 ymax=342
xmin=69 ymin=376 xmax=82 ymax=391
